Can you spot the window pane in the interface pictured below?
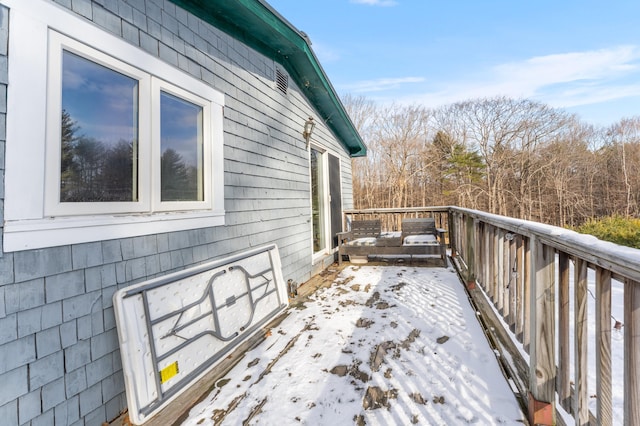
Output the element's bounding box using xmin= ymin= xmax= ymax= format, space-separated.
xmin=60 ymin=50 xmax=138 ymax=202
xmin=160 ymin=91 xmax=204 ymax=202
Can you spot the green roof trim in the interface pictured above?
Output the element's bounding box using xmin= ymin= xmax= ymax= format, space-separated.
xmin=170 ymin=0 xmax=367 ymax=157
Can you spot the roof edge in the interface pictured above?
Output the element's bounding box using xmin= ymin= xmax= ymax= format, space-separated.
xmin=169 ymin=0 xmax=367 ymax=157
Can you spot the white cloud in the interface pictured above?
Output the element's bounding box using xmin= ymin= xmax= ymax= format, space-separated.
xmin=396 ymin=45 xmax=640 ymax=109
xmin=350 ymin=0 xmax=398 ymax=6
xmin=342 ymin=76 xmax=425 ymax=92
xmin=492 ymin=46 xmax=640 ymax=95
xmin=310 ymin=41 xmax=341 ymax=63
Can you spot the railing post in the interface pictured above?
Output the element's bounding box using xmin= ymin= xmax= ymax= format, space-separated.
xmin=624 ymin=278 xmax=640 ymax=426
xmin=448 ymin=210 xmax=457 ymax=257
xmin=557 ymin=252 xmax=571 ymax=412
xmin=465 ymin=215 xmax=476 ymax=288
xmin=528 ymin=236 xmax=556 ymax=426
xmin=595 ymin=267 xmax=612 ymax=426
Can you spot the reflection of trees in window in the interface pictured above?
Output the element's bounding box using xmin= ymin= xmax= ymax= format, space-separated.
xmin=161 ymin=148 xmax=198 ymax=201
xmin=159 ymin=91 xmax=203 ymax=202
xmin=60 ymin=110 xmax=135 ymax=202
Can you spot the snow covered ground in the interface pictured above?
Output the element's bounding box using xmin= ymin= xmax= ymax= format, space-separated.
xmin=181 ymin=264 xmax=524 ymax=425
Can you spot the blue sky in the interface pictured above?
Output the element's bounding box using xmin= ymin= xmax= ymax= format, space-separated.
xmin=268 ymin=0 xmax=640 ymax=127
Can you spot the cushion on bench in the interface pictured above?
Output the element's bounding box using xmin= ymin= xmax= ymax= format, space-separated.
xmin=346 ymin=237 xmax=378 ymax=246
xmin=403 ymin=234 xmax=438 ymax=245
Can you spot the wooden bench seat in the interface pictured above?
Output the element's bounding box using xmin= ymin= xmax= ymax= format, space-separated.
xmin=337 ymin=218 xmax=446 ymax=266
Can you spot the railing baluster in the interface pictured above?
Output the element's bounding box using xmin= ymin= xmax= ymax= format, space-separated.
xmin=557 ymin=252 xmax=571 ymax=412
xmin=475 ymin=219 xmax=482 ymax=288
xmin=493 ymin=227 xmax=500 ymax=305
xmin=523 ymin=235 xmax=531 ymax=353
xmin=508 ymin=236 xmax=517 ymax=333
xmin=596 ymin=266 xmax=612 ymax=426
xmin=483 ymin=223 xmax=491 ymax=294
xmin=515 ymin=235 xmax=524 ymax=342
xmin=498 ymin=229 xmax=506 ymax=315
xmin=503 ymin=231 xmax=511 ymax=323
xmin=575 ymin=258 xmax=589 ymax=425
xmin=465 ymin=215 xmax=476 ymax=287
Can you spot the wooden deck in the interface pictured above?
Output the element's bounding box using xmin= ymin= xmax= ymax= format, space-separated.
xmin=111 ymin=262 xmax=526 ymax=425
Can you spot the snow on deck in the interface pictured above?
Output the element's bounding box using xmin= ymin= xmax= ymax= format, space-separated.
xmin=181 ymin=264 xmax=525 ymax=425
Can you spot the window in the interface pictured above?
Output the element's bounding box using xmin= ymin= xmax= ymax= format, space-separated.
xmin=160 ymin=91 xmax=203 ymax=202
xmin=61 ymin=51 xmax=139 ymax=203
xmin=5 ymin=1 xmax=225 ymax=251
xmin=152 ymin=80 xmax=213 ymax=212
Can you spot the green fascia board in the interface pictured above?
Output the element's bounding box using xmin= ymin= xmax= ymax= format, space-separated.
xmin=169 ymin=0 xmax=367 ymax=157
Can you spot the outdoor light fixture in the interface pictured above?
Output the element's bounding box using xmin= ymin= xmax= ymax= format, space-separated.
xmin=302 ymin=117 xmax=315 ymax=147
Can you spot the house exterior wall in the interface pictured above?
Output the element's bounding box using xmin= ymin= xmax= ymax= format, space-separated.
xmin=0 ymin=1 xmax=353 ymax=424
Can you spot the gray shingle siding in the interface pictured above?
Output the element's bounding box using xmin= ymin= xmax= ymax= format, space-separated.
xmin=1 ymin=0 xmax=355 ymax=424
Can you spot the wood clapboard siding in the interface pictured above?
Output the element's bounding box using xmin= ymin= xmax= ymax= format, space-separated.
xmin=0 ymin=1 xmax=355 ymax=424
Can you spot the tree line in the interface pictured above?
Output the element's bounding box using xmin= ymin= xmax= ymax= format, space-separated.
xmin=343 ymin=95 xmax=640 ymax=228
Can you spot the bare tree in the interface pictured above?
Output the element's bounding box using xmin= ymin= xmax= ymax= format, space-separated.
xmin=342 ymin=92 xmax=640 ymax=227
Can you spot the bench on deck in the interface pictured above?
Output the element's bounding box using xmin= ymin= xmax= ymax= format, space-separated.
xmin=337 ymin=218 xmax=446 ymax=266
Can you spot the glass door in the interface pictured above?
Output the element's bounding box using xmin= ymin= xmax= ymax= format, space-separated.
xmin=310 ymin=148 xmax=342 ymax=254
xmin=310 ymin=148 xmax=326 ymax=253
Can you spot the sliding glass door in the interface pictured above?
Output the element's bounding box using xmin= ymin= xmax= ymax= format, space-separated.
xmin=310 ymin=148 xmax=342 ymax=254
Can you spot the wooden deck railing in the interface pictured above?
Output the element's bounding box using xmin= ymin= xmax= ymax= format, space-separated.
xmin=343 ymin=206 xmax=640 ymax=426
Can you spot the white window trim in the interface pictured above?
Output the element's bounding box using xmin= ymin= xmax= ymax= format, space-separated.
xmin=4 ymin=0 xmax=225 ymax=252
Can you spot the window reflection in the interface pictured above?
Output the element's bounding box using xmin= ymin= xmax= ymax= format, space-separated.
xmin=160 ymin=91 xmax=203 ymax=202
xmin=60 ymin=50 xmax=138 ymax=202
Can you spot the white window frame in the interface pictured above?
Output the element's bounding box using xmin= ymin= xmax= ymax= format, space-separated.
xmin=151 ymin=79 xmax=213 ymax=212
xmin=45 ymin=32 xmax=152 ymax=217
xmin=4 ymin=0 xmax=225 ymax=252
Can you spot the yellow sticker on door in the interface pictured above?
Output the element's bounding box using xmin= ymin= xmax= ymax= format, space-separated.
xmin=159 ymin=361 xmax=179 ymax=384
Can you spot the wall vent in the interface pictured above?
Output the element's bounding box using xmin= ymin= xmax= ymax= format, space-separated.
xmin=276 ymin=67 xmax=288 ymax=95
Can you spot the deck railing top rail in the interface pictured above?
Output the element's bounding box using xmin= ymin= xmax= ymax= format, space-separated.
xmin=449 ymin=206 xmax=640 ymax=283
xmin=345 ymin=206 xmax=640 ymax=282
